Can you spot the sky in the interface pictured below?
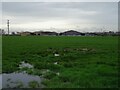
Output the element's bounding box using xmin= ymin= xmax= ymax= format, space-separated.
xmin=2 ymin=2 xmax=118 ymax=33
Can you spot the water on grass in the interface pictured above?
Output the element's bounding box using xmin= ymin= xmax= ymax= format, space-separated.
xmin=19 ymin=61 xmax=34 ymax=69
xmin=2 ymin=72 xmax=43 ymax=88
xmin=2 ymin=61 xmax=43 ymax=88
xmin=0 ymin=75 xmax=2 ymax=89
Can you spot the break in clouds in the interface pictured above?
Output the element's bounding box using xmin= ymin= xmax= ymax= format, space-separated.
xmin=2 ymin=2 xmax=118 ymax=32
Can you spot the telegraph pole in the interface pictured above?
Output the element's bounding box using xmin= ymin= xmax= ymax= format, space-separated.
xmin=7 ymin=20 xmax=9 ymax=35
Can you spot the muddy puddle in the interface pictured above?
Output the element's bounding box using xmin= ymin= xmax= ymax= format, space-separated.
xmin=1 ymin=61 xmax=44 ymax=88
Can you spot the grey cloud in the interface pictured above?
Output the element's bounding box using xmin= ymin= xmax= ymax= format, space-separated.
xmin=2 ymin=2 xmax=118 ymax=32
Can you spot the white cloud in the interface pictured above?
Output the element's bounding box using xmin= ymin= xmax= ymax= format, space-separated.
xmin=2 ymin=2 xmax=118 ymax=32
xmin=2 ymin=0 xmax=119 ymax=2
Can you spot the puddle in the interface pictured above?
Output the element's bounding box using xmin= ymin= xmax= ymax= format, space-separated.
xmin=54 ymin=53 xmax=60 ymax=57
xmin=0 ymin=75 xmax=2 ymax=89
xmin=2 ymin=61 xmax=44 ymax=88
xmin=54 ymin=62 xmax=58 ymax=65
xmin=56 ymin=72 xmax=60 ymax=76
xmin=2 ymin=72 xmax=43 ymax=88
xmin=81 ymin=48 xmax=89 ymax=51
xmin=19 ymin=61 xmax=34 ymax=69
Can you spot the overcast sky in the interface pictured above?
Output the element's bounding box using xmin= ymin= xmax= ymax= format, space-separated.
xmin=2 ymin=2 xmax=118 ymax=32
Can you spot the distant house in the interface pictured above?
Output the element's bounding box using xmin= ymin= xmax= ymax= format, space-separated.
xmin=59 ymin=30 xmax=83 ymax=36
xmin=33 ymin=31 xmax=58 ymax=36
xmin=0 ymin=29 xmax=5 ymax=35
xmin=16 ymin=30 xmax=120 ymax=36
xmin=85 ymin=32 xmax=98 ymax=36
xmin=19 ymin=32 xmax=32 ymax=36
xmin=115 ymin=31 xmax=120 ymax=36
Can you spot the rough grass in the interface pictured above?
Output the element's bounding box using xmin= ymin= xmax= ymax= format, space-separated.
xmin=0 ymin=36 xmax=2 ymax=73
xmin=2 ymin=36 xmax=119 ymax=88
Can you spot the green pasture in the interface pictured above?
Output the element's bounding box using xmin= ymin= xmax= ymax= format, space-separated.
xmin=2 ymin=36 xmax=119 ymax=88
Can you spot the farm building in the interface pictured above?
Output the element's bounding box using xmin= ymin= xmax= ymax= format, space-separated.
xmin=0 ymin=29 xmax=5 ymax=35
xmin=33 ymin=31 xmax=58 ymax=36
xmin=59 ymin=30 xmax=84 ymax=36
xmin=18 ymin=32 xmax=32 ymax=36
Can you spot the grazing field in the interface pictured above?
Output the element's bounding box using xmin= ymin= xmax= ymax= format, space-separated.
xmin=2 ymin=36 xmax=119 ymax=88
xmin=0 ymin=36 xmax=1 ymax=73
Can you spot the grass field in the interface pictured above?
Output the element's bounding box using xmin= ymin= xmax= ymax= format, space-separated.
xmin=2 ymin=36 xmax=119 ymax=88
xmin=0 ymin=36 xmax=1 ymax=73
